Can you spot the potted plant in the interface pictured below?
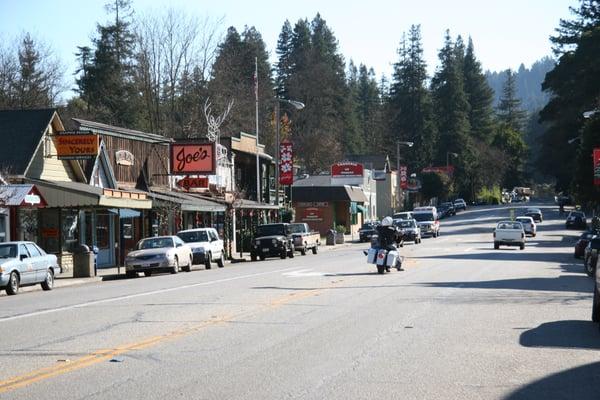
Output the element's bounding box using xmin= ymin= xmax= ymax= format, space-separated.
xmin=335 ymin=224 xmax=346 ymax=244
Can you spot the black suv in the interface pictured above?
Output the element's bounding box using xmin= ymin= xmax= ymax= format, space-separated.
xmin=566 ymin=211 xmax=587 ymax=230
xmin=250 ymin=223 xmax=295 ymax=261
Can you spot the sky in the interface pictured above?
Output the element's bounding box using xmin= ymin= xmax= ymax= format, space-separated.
xmin=0 ymin=0 xmax=578 ymax=98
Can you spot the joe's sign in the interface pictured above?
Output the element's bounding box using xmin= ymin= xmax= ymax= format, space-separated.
xmin=170 ymin=143 xmax=216 ymax=175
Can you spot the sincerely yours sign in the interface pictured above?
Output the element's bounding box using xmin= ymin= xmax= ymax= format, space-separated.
xmin=169 ymin=143 xmax=216 ymax=175
xmin=54 ymin=130 xmax=99 ymax=160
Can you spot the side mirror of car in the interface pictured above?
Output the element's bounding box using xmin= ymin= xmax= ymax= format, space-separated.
xmin=176 ymin=243 xmax=182 ymax=248
xmin=20 ymin=254 xmax=28 ymax=261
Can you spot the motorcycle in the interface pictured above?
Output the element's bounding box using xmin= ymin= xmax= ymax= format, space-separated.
xmin=364 ymin=235 xmax=403 ymax=274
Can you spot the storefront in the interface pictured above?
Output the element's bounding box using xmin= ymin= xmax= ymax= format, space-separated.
xmin=0 ymin=184 xmax=48 ymax=243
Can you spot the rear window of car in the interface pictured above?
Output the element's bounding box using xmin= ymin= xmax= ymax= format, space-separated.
xmin=177 ymin=231 xmax=209 ymax=243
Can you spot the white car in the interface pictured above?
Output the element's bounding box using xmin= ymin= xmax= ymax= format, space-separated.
xmin=0 ymin=242 xmax=61 ymax=295
xmin=392 ymin=212 xmax=413 ymax=220
xmin=453 ymin=199 xmax=467 ymax=211
xmin=494 ymin=221 xmax=525 ymax=250
xmin=125 ymin=236 xmax=193 ymax=277
xmin=177 ymin=228 xmax=225 ymax=269
xmin=515 ymin=216 xmax=536 ymax=237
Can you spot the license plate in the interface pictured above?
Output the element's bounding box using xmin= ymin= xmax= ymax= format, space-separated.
xmin=262 ymin=248 xmax=269 ymax=252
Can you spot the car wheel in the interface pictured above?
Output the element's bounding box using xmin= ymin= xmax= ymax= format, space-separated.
xmin=6 ymin=271 xmax=19 ymax=295
xmin=593 ymin=285 xmax=600 ymax=323
xmin=171 ymin=257 xmax=179 ymax=274
xmin=494 ymin=242 xmax=499 ymax=250
xmin=144 ymin=271 xmax=152 ymax=277
xmin=377 ymin=265 xmax=385 ymax=274
xmin=520 ymin=244 xmax=525 ymax=250
xmin=126 ymin=271 xmax=137 ymax=278
xmin=259 ymin=255 xmax=266 ymax=261
xmin=41 ymin=269 xmax=54 ymax=291
xmin=288 ymin=248 xmax=295 ymax=258
xmin=205 ymin=253 xmax=212 ymax=269
xmin=183 ymin=256 xmax=192 ymax=272
xmin=300 ymin=246 xmax=307 ymax=256
xmin=414 ymin=239 xmax=419 ymax=244
xmin=280 ymin=249 xmax=287 ymax=259
xmin=312 ymin=246 xmax=318 ymax=254
xmin=585 ymin=257 xmax=595 ymax=277
xmin=217 ymin=253 xmax=225 ymax=268
xmin=251 ymin=254 xmax=257 ymax=262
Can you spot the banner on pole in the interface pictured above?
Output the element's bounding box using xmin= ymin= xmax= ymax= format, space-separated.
xmin=594 ymin=148 xmax=600 ymax=186
xmin=400 ymin=165 xmax=408 ymax=189
xmin=279 ymin=140 xmax=293 ymax=185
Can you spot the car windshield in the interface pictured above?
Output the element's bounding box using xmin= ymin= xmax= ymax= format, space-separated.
xmin=138 ymin=238 xmax=174 ymax=249
xmin=516 ymin=218 xmax=531 ymax=224
xmin=0 ymin=244 xmax=17 ymax=258
xmin=570 ymin=212 xmax=584 ymax=218
xmin=526 ymin=209 xmax=540 ymax=213
xmin=289 ymin=224 xmax=306 ymax=234
xmin=497 ymin=222 xmax=522 ymax=230
xmin=396 ymin=220 xmax=416 ymax=228
xmin=413 ymin=213 xmax=435 ymax=222
xmin=256 ymin=225 xmax=286 ymax=237
xmin=177 ymin=231 xmax=209 ymax=243
xmin=361 ymin=223 xmax=375 ymax=230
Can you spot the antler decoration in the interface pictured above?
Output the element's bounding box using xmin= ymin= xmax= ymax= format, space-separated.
xmin=204 ymin=98 xmax=234 ymax=143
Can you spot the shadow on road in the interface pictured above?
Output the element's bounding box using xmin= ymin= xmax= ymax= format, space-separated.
xmin=418 ymin=274 xmax=594 ymax=293
xmin=519 ymin=320 xmax=600 ymax=350
xmin=415 ymin=251 xmax=571 ymax=264
xmin=503 ymin=361 xmax=600 ymax=400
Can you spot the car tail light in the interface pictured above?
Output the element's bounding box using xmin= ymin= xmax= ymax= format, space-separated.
xmin=493 ymin=232 xmax=496 ymax=238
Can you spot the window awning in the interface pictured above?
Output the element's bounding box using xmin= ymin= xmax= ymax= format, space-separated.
xmin=26 ymin=179 xmax=152 ymax=209
xmin=148 ymin=188 xmax=226 ymax=212
xmin=0 ymin=184 xmax=48 ymax=207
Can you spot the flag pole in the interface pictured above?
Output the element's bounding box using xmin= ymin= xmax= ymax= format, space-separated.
xmin=255 ymin=57 xmax=261 ymax=204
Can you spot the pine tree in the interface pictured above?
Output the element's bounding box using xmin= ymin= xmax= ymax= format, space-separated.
xmin=355 ymin=64 xmax=385 ymax=153
xmin=14 ymin=34 xmax=52 ymax=109
xmin=498 ymin=69 xmax=527 ymax=131
xmin=388 ymin=25 xmax=436 ymax=171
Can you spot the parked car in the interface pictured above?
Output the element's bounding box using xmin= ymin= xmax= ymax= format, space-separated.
xmin=592 ymin=261 xmax=600 ymax=325
xmin=524 ymin=208 xmax=543 ymax=223
xmin=250 ymin=223 xmax=295 ymax=261
xmin=575 ymin=231 xmax=596 ymax=259
xmin=453 ymin=198 xmax=467 ymax=211
xmin=177 ymin=228 xmax=225 ymax=269
xmin=584 ymin=237 xmax=600 ymax=277
xmin=438 ymin=202 xmax=456 ymax=218
xmin=493 ymin=221 xmax=525 ymax=250
xmin=289 ymin=223 xmax=320 ymax=255
xmin=413 ymin=209 xmax=440 ymax=238
xmin=0 ymin=242 xmax=61 ymax=295
xmin=566 ymin=211 xmax=587 ymax=230
xmin=124 ymin=236 xmax=193 ymax=278
xmin=515 ymin=216 xmax=536 ymax=237
xmin=358 ymin=222 xmax=378 ymax=243
xmin=394 ymin=218 xmax=421 ymax=244
xmin=392 ymin=212 xmax=413 ymax=220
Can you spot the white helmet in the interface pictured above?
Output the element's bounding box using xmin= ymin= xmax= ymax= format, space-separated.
xmin=382 ymin=216 xmax=393 ymax=226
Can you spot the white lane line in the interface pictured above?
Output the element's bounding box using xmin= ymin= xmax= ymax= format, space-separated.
xmin=283 ymin=269 xmax=329 ymax=277
xmin=0 ymin=267 xmax=300 ymax=323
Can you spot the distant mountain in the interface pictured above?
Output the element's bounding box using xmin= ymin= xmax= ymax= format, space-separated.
xmin=485 ymin=57 xmax=555 ymax=114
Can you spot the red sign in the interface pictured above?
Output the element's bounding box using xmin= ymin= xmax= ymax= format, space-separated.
xmin=302 ymin=207 xmax=323 ymax=221
xmin=331 ymin=162 xmax=364 ymax=178
xmin=279 ymin=140 xmax=293 ymax=185
xmin=170 ymin=143 xmax=216 ymax=175
xmin=594 ymin=148 xmax=600 ymax=186
xmin=176 ymin=177 xmax=209 ymax=191
xmin=400 ymin=165 xmax=408 ymax=189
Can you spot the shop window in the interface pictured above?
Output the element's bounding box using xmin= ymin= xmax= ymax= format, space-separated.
xmin=96 ymin=213 xmax=110 ymax=250
xmin=0 ymin=215 xmax=6 ymax=242
xmin=61 ymin=209 xmax=79 ymax=252
xmin=19 ymin=209 xmax=39 ymax=243
xmin=39 ymin=209 xmax=59 ymax=253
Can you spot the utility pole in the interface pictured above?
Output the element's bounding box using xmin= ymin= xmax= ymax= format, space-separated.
xmin=396 ymin=141 xmax=414 ymax=211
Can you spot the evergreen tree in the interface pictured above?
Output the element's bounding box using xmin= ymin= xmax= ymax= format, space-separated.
xmin=355 ymin=64 xmax=385 ymax=153
xmin=431 ymin=31 xmax=473 ymax=199
xmin=388 ymin=25 xmax=436 ymax=171
xmin=13 ymin=34 xmax=52 ymax=109
xmin=498 ymin=69 xmax=527 ymax=131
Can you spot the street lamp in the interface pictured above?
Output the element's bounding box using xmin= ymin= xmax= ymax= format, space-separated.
xmin=276 ymin=98 xmax=305 ymax=208
xmin=396 ymin=141 xmax=413 ymax=212
xmin=446 ymin=152 xmax=458 ymax=169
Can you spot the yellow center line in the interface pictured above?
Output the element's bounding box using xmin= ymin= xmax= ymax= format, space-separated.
xmin=0 ymin=282 xmax=339 ymax=394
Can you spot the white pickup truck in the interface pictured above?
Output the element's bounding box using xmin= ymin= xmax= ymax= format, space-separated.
xmin=493 ymin=221 xmax=525 ymax=250
xmin=290 ymin=223 xmax=320 ymax=255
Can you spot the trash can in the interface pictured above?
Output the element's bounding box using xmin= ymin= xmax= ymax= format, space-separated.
xmin=73 ymin=244 xmax=95 ymax=278
xmin=326 ymin=229 xmax=337 ymax=246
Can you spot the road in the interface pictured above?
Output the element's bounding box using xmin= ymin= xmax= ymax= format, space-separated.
xmin=0 ymin=204 xmax=599 ymax=399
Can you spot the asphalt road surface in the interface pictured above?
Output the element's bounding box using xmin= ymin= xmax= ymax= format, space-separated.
xmin=1 ymin=204 xmax=599 ymax=400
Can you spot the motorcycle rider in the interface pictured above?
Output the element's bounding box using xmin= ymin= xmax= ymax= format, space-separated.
xmin=375 ymin=217 xmax=403 ymax=271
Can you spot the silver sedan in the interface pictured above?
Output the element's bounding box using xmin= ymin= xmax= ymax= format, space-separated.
xmin=0 ymin=241 xmax=61 ymax=295
xmin=125 ymin=236 xmax=193 ymax=278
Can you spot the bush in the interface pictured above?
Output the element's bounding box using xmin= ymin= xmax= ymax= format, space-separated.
xmin=476 ymin=185 xmax=502 ymax=205
xmin=335 ymin=224 xmax=347 ymax=235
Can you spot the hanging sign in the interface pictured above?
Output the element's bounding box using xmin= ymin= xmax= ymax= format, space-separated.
xmin=176 ymin=177 xmax=209 ymax=191
xmin=54 ymin=130 xmax=99 ymax=160
xmin=400 ymin=165 xmax=408 ymax=190
xmin=115 ymin=150 xmax=135 ymax=166
xmin=331 ymin=162 xmax=363 ymax=178
xmin=279 ymin=140 xmax=293 ymax=185
xmin=170 ymin=142 xmax=216 ymax=175
xmin=594 ymin=148 xmax=600 ymax=186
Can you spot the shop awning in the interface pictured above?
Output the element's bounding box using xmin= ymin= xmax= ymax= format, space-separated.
xmin=108 ymin=208 xmax=141 ymax=218
xmin=292 ymin=185 xmax=368 ymax=203
xmin=0 ymin=184 xmax=48 ymax=207
xmin=232 ymin=199 xmax=279 ymax=210
xmin=27 ymin=179 xmax=152 ymax=209
xmin=148 ymin=188 xmax=226 ymax=212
